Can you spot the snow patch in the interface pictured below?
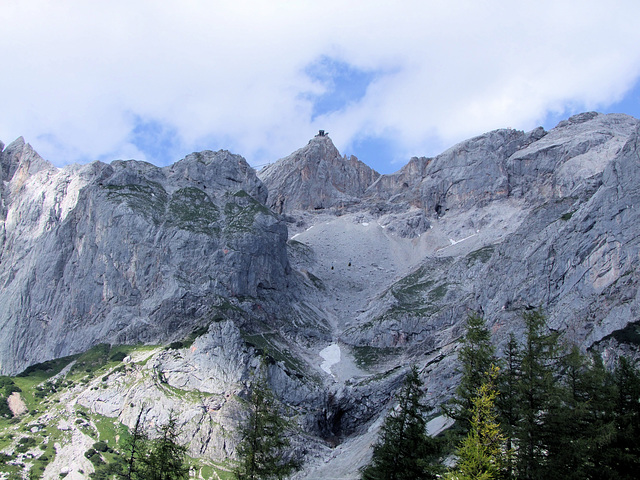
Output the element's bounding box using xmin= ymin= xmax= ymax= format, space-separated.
xmin=444 ymin=233 xmax=478 ymax=249
xmin=361 ymin=222 xmax=369 ymax=227
xmin=319 ymin=343 xmax=341 ymax=375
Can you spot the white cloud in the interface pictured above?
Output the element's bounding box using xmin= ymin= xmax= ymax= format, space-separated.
xmin=1 ymin=0 xmax=640 ymax=171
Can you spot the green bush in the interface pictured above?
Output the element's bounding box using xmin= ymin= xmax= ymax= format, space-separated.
xmin=93 ymin=441 xmax=109 ymax=452
xmin=0 ymin=397 xmax=11 ymax=418
xmin=16 ymin=436 xmax=37 ymax=453
xmin=19 ymin=436 xmax=36 ymax=446
xmin=109 ymin=351 xmax=127 ymax=362
xmin=0 ymin=377 xmax=21 ymax=398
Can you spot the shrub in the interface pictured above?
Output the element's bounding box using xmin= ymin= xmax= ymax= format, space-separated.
xmin=110 ymin=351 xmax=128 ymax=362
xmin=93 ymin=441 xmax=109 ymax=452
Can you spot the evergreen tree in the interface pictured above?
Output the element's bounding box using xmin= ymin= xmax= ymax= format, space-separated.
xmin=121 ymin=406 xmax=149 ymax=480
xmin=447 ymin=307 xmax=640 ymax=480
xmin=446 ymin=365 xmax=509 ymax=480
xmin=445 ymin=314 xmax=498 ymax=431
xmin=543 ymin=346 xmax=611 ymax=480
xmin=604 ymin=356 xmax=640 ymax=479
xmin=361 ymin=366 xmax=441 ymax=480
xmin=515 ymin=309 xmax=562 ymax=480
xmin=235 ymin=369 xmax=300 ymax=480
xmin=580 ymin=353 xmax=617 ymax=477
xmin=139 ymin=410 xmax=190 ymax=480
xmin=495 ymin=333 xmax=521 ymax=480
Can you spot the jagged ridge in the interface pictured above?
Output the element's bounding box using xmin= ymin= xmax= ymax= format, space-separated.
xmin=2 ymin=112 xmax=640 ymax=479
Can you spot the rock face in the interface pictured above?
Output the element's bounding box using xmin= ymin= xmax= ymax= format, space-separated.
xmin=259 ymin=112 xmax=640 ymax=475
xmin=3 ymin=112 xmax=640 ymax=479
xmin=258 ymin=134 xmax=380 ymax=213
xmin=320 ymin=112 xmax=640 ymax=357
xmin=0 ymin=144 xmax=291 ymax=375
xmin=364 ymin=127 xmax=544 ymax=214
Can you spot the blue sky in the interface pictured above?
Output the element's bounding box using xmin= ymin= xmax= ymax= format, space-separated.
xmin=303 ymin=56 xmax=383 ymax=122
xmin=2 ymin=1 xmax=640 ymax=175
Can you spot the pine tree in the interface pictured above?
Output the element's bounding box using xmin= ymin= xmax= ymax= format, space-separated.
xmin=361 ymin=366 xmax=441 ymax=480
xmin=604 ymin=356 xmax=640 ymax=479
xmin=446 ymin=365 xmax=508 ymax=480
xmin=445 ymin=314 xmax=498 ymax=431
xmin=580 ymin=353 xmax=617 ymax=477
xmin=121 ymin=406 xmax=149 ymax=480
xmin=515 ymin=309 xmax=562 ymax=480
xmin=139 ymin=410 xmax=190 ymax=480
xmin=543 ymin=345 xmax=597 ymax=480
xmin=495 ymin=333 xmax=521 ymax=480
xmin=112 ymin=408 xmax=189 ymax=480
xmin=235 ymin=369 xmax=300 ymax=480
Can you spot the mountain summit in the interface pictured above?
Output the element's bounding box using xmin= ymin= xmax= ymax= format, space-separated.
xmin=2 ymin=112 xmax=640 ymax=478
xmin=0 ymin=147 xmax=291 ymax=375
xmin=258 ymin=132 xmax=379 ymax=213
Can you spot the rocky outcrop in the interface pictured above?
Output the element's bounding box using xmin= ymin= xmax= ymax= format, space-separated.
xmin=258 ymin=134 xmax=380 ymax=213
xmin=0 ymin=145 xmax=292 ymax=375
xmin=70 ymin=320 xmax=327 ymax=462
xmin=3 ymin=112 xmax=640 ymax=479
xmin=364 ymin=127 xmax=544 ymax=215
xmin=260 ymin=113 xmax=637 ymax=239
xmin=362 ymin=113 xmax=637 ymax=220
xmin=339 ymin=114 xmax=640 ymax=367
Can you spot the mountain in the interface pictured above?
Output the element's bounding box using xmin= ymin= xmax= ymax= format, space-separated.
xmin=1 ymin=111 xmax=640 ymax=479
xmin=0 ymin=140 xmax=299 ymax=375
xmin=259 ymin=132 xmax=380 ymax=213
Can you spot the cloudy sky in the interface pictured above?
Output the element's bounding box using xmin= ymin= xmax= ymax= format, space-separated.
xmin=2 ymin=1 xmax=640 ymax=174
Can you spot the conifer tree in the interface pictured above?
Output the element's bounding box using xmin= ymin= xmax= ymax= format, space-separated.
xmin=361 ymin=366 xmax=441 ymax=480
xmin=580 ymin=352 xmax=617 ymax=477
xmin=140 ymin=410 xmax=190 ymax=480
xmin=445 ymin=314 xmax=498 ymax=431
xmin=515 ymin=309 xmax=562 ymax=480
xmin=495 ymin=333 xmax=521 ymax=480
xmin=605 ymin=356 xmax=640 ymax=479
xmin=544 ymin=345 xmax=596 ymax=480
xmin=235 ymin=368 xmax=299 ymax=480
xmin=112 ymin=407 xmax=188 ymax=480
xmin=446 ymin=365 xmax=508 ymax=480
xmin=122 ymin=406 xmax=149 ymax=480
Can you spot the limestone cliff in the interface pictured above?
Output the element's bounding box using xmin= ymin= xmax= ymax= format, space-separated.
xmin=3 ymin=112 xmax=640 ymax=479
xmin=0 ymin=145 xmax=292 ymax=375
xmin=258 ymin=134 xmax=380 ymax=213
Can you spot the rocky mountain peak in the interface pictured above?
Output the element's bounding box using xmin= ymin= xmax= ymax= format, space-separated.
xmin=0 ymin=145 xmax=291 ymax=375
xmin=0 ymin=137 xmax=54 ymax=187
xmin=164 ymin=149 xmax=268 ymax=203
xmin=5 ymin=113 xmax=640 ymax=479
xmin=258 ymin=133 xmax=380 ymax=213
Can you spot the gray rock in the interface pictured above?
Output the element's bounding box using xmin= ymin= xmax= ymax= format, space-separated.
xmin=364 ymin=127 xmax=540 ymax=216
xmin=4 ymin=112 xmax=640 ymax=478
xmin=258 ymin=135 xmax=380 ymax=213
xmin=0 ymin=145 xmax=291 ymax=374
